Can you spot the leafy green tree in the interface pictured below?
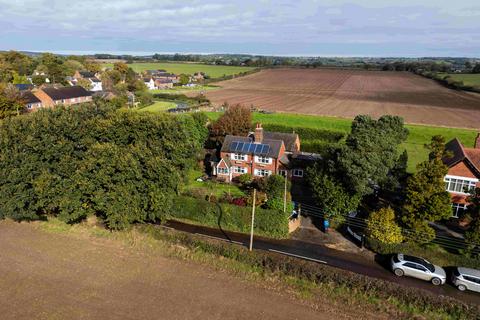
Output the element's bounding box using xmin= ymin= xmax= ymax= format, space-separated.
xmin=336 ymin=115 xmax=409 ymax=196
xmin=0 ymin=84 xmax=25 ymax=118
xmin=473 ymin=63 xmax=480 ymax=74
xmin=76 ymin=78 xmax=92 ymax=90
xmin=179 ymin=74 xmax=190 ymax=85
xmin=64 ymin=59 xmax=85 ymax=76
xmin=465 ymin=188 xmax=480 ymax=253
xmin=307 ymin=167 xmax=361 ymax=221
xmin=38 ymin=53 xmax=66 ymax=83
xmin=402 ymin=136 xmax=452 ymax=243
xmin=11 ymin=72 xmax=29 ymax=84
xmin=366 ymin=207 xmax=403 ymax=244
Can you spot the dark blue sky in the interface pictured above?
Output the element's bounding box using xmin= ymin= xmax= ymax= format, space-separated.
xmin=0 ymin=0 xmax=478 ymax=57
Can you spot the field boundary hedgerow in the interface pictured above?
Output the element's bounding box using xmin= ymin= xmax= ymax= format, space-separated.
xmin=32 ymin=219 xmax=480 ymax=319
xmin=206 ymin=111 xmax=478 ymax=172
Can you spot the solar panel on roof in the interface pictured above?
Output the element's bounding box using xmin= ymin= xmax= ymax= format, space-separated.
xmin=236 ymin=142 xmax=244 ymax=152
xmin=230 ymin=142 xmax=238 ymax=151
xmin=261 ymin=145 xmax=270 ymax=154
xmin=253 ymin=144 xmax=262 ymax=154
xmin=241 ymin=143 xmax=249 ymax=153
xmin=248 ymin=143 xmax=256 ymax=153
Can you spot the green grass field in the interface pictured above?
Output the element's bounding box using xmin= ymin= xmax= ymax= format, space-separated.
xmin=205 ymin=112 xmax=478 ymax=171
xmin=102 ymin=62 xmax=256 ymax=78
xmin=150 ymin=85 xmax=220 ymax=95
xmin=439 ymin=73 xmax=480 ymax=87
xmin=137 ymin=101 xmax=177 ymax=113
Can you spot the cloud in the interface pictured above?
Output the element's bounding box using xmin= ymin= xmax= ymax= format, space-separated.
xmin=0 ymin=0 xmax=478 ymax=56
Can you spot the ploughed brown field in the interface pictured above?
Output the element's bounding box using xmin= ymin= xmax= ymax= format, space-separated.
xmin=206 ymin=69 xmax=480 ymax=128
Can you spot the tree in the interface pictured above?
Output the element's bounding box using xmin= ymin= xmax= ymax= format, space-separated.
xmin=336 ymin=115 xmax=409 ymax=197
xmin=401 ymin=136 xmax=452 ymax=243
xmin=38 ymin=53 xmax=66 ymax=83
xmin=210 ymin=104 xmax=251 ymax=141
xmin=11 ymin=72 xmax=28 ymax=84
xmin=179 ymin=74 xmax=190 ymax=85
xmin=307 ymin=167 xmax=361 ymax=221
xmin=472 ymin=63 xmax=480 ymax=74
xmin=0 ymin=84 xmax=25 ymax=118
xmin=366 ymin=207 xmax=403 ymax=244
xmin=76 ymin=78 xmax=92 ymax=91
xmin=465 ymin=188 xmax=480 ymax=253
xmin=64 ymin=59 xmax=85 ymax=76
xmin=114 ymin=62 xmax=129 ymax=82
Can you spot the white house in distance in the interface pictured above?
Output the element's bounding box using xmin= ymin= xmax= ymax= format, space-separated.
xmin=143 ymin=78 xmax=156 ymax=90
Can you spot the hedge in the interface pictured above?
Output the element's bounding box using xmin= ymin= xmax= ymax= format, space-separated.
xmin=141 ymin=225 xmax=480 ymax=319
xmin=261 ymin=124 xmax=345 ymax=143
xmin=170 ymin=196 xmax=290 ymax=239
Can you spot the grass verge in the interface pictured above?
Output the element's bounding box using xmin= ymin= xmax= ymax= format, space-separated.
xmin=34 ymin=218 xmax=480 ymax=320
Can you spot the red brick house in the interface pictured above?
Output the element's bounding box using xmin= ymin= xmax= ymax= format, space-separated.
xmin=443 ymin=134 xmax=480 ymax=218
xmin=33 ymin=86 xmax=92 ymax=108
xmin=213 ymin=124 xmax=317 ymax=182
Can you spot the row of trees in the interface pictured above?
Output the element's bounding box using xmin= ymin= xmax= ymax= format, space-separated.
xmin=0 ymin=102 xmax=208 ymax=229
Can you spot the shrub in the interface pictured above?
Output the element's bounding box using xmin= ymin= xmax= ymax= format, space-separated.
xmin=366 ymin=207 xmax=403 ymax=245
xmin=237 ymin=173 xmax=253 ymax=187
xmin=261 ymin=124 xmax=345 ymax=143
xmin=170 ymin=195 xmax=290 ymax=238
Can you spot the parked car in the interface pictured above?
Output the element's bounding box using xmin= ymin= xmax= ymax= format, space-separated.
xmin=452 ymin=267 xmax=480 ymax=292
xmin=391 ymin=254 xmax=447 ymax=285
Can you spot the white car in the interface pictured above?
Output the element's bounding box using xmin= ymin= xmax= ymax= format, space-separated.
xmin=452 ymin=267 xmax=480 ymax=292
xmin=391 ymin=254 xmax=446 ymax=285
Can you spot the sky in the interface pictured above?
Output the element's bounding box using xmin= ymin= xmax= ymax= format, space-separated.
xmin=0 ymin=0 xmax=479 ymax=57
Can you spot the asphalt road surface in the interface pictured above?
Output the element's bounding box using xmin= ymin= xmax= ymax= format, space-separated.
xmin=164 ymin=220 xmax=480 ymax=305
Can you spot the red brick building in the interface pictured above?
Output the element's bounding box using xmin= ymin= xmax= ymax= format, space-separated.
xmin=33 ymin=86 xmax=92 ymax=109
xmin=443 ymin=134 xmax=480 ymax=217
xmin=214 ymin=124 xmax=318 ymax=182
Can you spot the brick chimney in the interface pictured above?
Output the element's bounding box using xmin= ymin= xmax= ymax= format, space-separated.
xmin=254 ymin=123 xmax=263 ymax=143
xmin=475 ymin=133 xmax=480 ymax=149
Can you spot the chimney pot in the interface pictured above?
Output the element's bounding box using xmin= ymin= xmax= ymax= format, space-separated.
xmin=254 ymin=123 xmax=263 ymax=143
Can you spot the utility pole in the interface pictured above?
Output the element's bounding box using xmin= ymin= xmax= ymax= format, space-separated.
xmin=283 ymin=173 xmax=287 ymax=213
xmin=249 ymin=188 xmax=256 ymax=251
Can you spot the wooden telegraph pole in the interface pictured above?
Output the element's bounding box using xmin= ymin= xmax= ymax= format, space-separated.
xmin=249 ymin=188 xmax=256 ymax=251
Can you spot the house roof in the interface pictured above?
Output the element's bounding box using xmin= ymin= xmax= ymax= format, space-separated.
xmin=444 ymin=138 xmax=480 ymax=177
xmin=15 ymin=84 xmax=34 ymax=91
xmin=41 ymin=86 xmax=92 ymax=101
xmin=221 ymin=135 xmax=284 ymax=158
xmin=89 ymin=77 xmax=101 ymax=83
xmin=263 ymin=131 xmax=298 ymax=153
xmin=21 ymin=91 xmax=41 ymax=104
xmin=79 ymin=71 xmax=96 ymax=78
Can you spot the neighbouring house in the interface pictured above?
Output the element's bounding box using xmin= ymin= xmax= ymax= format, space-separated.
xmin=443 ymin=135 xmax=480 ymax=218
xmin=33 ymin=86 xmax=92 ymax=108
xmin=71 ymin=71 xmax=103 ymax=91
xmin=153 ymin=78 xmax=174 ymax=89
xmin=192 ymin=72 xmax=205 ymax=81
xmin=143 ymin=78 xmax=157 ymax=90
xmin=92 ymin=91 xmax=117 ymax=101
xmin=21 ymin=91 xmax=43 ymax=110
xmin=212 ymin=123 xmax=316 ymax=183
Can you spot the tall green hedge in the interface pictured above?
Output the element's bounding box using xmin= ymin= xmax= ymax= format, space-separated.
xmin=170 ymin=196 xmax=290 ymax=239
xmin=261 ymin=124 xmax=345 ymax=143
xmin=0 ymin=104 xmax=208 ymax=229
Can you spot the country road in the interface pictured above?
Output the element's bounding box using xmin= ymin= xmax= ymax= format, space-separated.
xmin=163 ymin=220 xmax=480 ymax=305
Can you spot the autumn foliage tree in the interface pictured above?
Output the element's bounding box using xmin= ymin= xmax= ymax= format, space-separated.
xmin=209 ymin=104 xmax=252 ymax=142
xmin=366 ymin=207 xmax=403 ymax=245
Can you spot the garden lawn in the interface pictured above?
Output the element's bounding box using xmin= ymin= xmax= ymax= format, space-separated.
xmin=102 ymin=62 xmax=256 ymax=78
xmin=182 ymin=169 xmax=245 ymax=198
xmin=137 ymin=101 xmax=177 ymax=113
xmin=205 ymin=112 xmax=478 ymax=172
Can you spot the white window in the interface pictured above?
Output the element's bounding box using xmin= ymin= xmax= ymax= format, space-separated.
xmin=452 ymin=203 xmax=467 ymax=218
xmin=234 ymin=166 xmax=247 ymax=174
xmin=254 ymin=169 xmax=271 ymax=177
xmin=444 ymin=176 xmax=477 ymax=194
xmin=27 ymin=104 xmax=33 ymax=110
xmin=217 ymin=167 xmax=229 ymax=175
xmin=233 ymin=153 xmax=246 ymax=161
xmin=293 ymin=169 xmax=304 ymax=177
xmin=279 ymin=170 xmax=287 ymax=177
xmin=255 ymin=156 xmax=271 ymax=164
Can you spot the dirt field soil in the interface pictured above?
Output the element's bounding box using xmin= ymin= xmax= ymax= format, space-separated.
xmin=0 ymin=221 xmax=388 ymax=320
xmin=206 ymin=69 xmax=480 ymax=129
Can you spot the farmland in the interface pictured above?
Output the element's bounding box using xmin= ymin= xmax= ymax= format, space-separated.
xmin=205 ymin=112 xmax=478 ymax=171
xmin=440 ymin=73 xmax=480 ymax=87
xmin=101 ymin=62 xmax=256 ymax=78
xmin=205 ymin=69 xmax=480 ymax=129
xmin=137 ymin=101 xmax=177 ymax=112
